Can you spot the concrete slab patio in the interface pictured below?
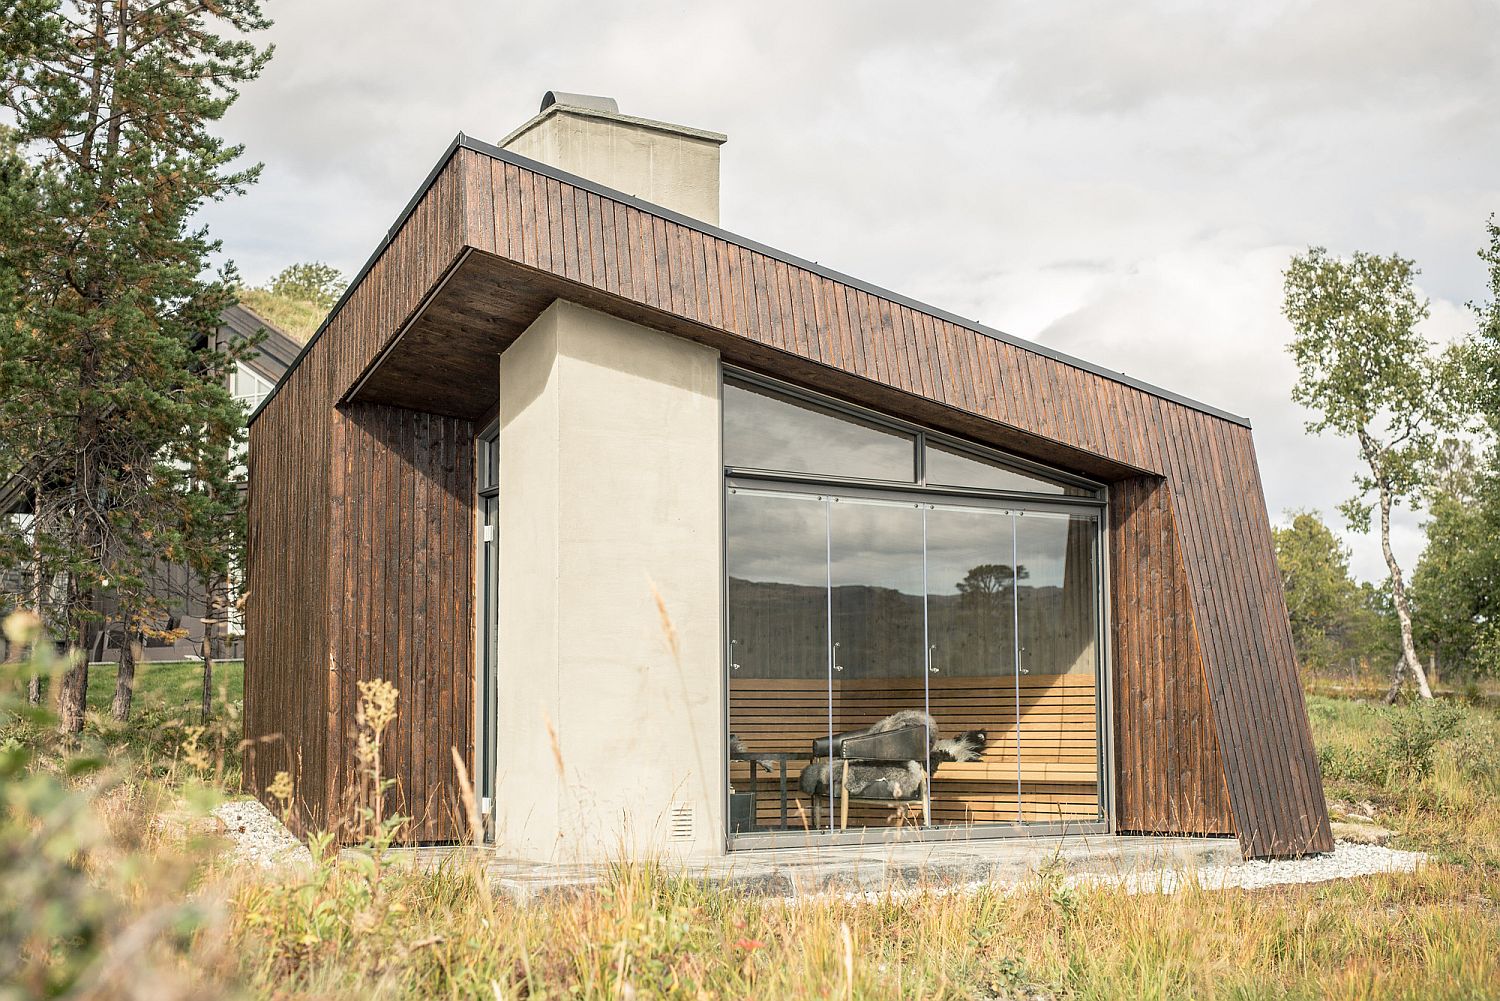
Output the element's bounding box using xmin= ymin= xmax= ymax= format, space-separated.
xmin=383 ymin=834 xmax=1244 ymax=902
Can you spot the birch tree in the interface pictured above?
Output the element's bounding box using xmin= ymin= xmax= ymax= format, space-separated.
xmin=1283 ymin=247 xmax=1467 ymax=701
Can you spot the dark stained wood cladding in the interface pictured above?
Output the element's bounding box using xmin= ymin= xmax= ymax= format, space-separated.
xmin=1110 ymin=476 xmax=1234 ymax=836
xmin=327 ymin=403 xmax=475 ymax=842
xmin=245 ymin=157 xmax=469 ymax=840
xmin=245 ymin=363 xmax=330 ymax=834
xmin=258 ymin=143 xmax=1331 ymax=855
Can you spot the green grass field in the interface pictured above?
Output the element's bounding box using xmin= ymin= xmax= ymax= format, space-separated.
xmin=84 ymin=657 xmax=244 ymax=714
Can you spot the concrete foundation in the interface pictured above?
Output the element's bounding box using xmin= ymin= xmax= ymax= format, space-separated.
xmin=382 ymin=834 xmax=1244 ymax=902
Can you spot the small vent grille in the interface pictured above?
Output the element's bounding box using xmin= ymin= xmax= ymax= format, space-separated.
xmin=668 ymin=803 xmax=694 ymax=842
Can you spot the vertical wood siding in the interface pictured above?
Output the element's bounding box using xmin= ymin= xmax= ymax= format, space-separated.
xmin=328 ymin=404 xmax=476 ymax=842
xmin=1109 ymin=476 xmax=1234 ymax=835
xmin=245 ymin=160 xmax=468 ymax=838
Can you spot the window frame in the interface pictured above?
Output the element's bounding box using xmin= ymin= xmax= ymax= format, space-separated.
xmin=722 ymin=368 xmax=1106 ymax=506
xmin=719 ymin=366 xmax=1114 ymax=850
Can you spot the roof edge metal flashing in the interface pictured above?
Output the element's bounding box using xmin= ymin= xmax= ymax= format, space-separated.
xmin=252 ymin=132 xmax=1251 ymax=429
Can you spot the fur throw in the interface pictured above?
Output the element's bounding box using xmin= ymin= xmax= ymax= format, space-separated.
xmin=798 ymin=711 xmax=988 ymax=801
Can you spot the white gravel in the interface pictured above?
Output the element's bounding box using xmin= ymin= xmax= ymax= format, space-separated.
xmin=1064 ymin=841 xmax=1427 ymax=895
xmin=771 ymin=841 xmax=1428 ymax=906
xmin=213 ymin=798 xmax=312 ymax=870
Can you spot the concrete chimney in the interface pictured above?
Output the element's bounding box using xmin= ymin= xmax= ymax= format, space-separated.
xmin=500 ymin=92 xmax=727 ymax=225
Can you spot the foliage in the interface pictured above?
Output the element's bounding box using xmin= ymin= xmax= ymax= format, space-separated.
xmin=1465 ymin=215 xmax=1500 ymax=436
xmin=1274 ymin=509 xmax=1397 ymax=675
xmin=0 ymin=610 xmax=235 ymax=999
xmin=1283 ymin=247 xmax=1471 ymax=699
xmin=1409 ymin=443 xmax=1500 ymax=680
xmin=0 ymin=0 xmax=272 ymax=730
xmin=265 ymin=262 xmax=346 ymax=311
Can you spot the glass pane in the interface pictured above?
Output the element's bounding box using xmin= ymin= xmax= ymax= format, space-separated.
xmin=925 ymin=443 xmax=1093 ymax=497
xmin=479 ymin=495 xmax=499 ymax=814
xmin=1015 ymin=511 xmax=1102 ymax=824
xmin=827 ymin=497 xmax=927 ymax=833
xmin=925 ymin=505 xmax=1020 ymax=826
xmin=723 ymin=381 xmax=916 ymax=481
xmin=725 ymin=490 xmax=829 ymax=833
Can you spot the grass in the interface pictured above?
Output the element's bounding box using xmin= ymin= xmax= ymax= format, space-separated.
xmin=7 ymin=647 xmax=1499 ymax=999
xmin=84 ymin=657 xmax=244 ymax=714
xmin=236 ymin=287 xmax=327 ymax=342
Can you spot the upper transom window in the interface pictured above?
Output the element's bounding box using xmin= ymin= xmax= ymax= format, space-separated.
xmin=924 ymin=442 xmax=1093 ymax=497
xmin=723 ymin=375 xmax=1100 ymax=499
xmin=723 ymin=380 xmax=916 ymax=482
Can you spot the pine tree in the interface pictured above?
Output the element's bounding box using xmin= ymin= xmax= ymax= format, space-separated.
xmin=0 ymin=0 xmax=271 ymax=733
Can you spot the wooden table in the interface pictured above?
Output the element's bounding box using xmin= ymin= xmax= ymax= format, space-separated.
xmin=731 ymin=750 xmax=808 ymax=831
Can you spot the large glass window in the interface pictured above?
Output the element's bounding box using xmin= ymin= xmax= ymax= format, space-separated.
xmin=724 ymin=373 xmax=1105 ymax=842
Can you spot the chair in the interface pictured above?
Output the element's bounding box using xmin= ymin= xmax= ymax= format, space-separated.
xmin=809 ymin=723 xmax=932 ymax=830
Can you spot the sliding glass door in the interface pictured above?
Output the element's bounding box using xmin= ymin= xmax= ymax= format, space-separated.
xmin=925 ymin=504 xmax=1021 ymax=826
xmin=722 ymin=371 xmax=1106 ymax=845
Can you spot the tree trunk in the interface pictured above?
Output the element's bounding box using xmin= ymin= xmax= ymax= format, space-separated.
xmin=110 ymin=614 xmax=135 ymax=722
xmin=200 ymin=609 xmax=216 ymax=726
xmin=28 ymin=485 xmax=45 ymax=705
xmin=1377 ymin=483 xmax=1433 ymax=702
xmin=57 ymin=652 xmax=89 ymax=734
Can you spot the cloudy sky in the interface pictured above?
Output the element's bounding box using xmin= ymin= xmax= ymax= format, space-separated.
xmin=201 ymin=0 xmax=1500 ymax=582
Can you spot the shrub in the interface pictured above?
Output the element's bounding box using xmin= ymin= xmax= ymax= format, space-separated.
xmin=1370 ymin=699 xmax=1466 ymax=783
xmin=1317 ymin=741 xmax=1377 ymax=783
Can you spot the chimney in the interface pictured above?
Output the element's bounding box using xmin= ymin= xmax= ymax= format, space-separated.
xmin=500 ymin=91 xmax=727 ymax=225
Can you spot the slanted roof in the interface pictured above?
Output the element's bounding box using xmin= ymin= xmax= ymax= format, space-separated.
xmin=252 ymin=134 xmax=1247 ymax=431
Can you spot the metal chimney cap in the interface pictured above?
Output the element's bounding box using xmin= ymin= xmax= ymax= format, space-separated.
xmin=540 ymin=91 xmax=619 ymax=114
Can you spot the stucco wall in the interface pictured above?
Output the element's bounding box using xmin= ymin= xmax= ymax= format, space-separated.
xmin=501 ymin=108 xmax=723 ymax=225
xmin=496 ymin=300 xmax=724 ymax=861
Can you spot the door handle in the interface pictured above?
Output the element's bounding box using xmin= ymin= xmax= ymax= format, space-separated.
xmin=928 ymin=644 xmax=938 ymax=674
xmin=832 ymin=640 xmax=843 ymax=672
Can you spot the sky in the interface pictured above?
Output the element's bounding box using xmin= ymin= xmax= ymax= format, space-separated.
xmin=199 ymin=0 xmax=1500 ymax=582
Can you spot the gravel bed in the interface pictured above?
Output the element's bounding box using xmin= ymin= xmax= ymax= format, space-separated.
xmin=214 ymin=798 xmax=312 ymax=870
xmin=1065 ymin=841 xmax=1427 ymax=894
xmin=773 ymin=841 xmax=1428 ymax=906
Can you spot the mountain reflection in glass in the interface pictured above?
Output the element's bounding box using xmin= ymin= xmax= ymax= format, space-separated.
xmin=723 ymin=378 xmax=1102 ymax=839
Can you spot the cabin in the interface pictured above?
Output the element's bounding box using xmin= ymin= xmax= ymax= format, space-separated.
xmin=244 ymin=93 xmax=1331 ymax=861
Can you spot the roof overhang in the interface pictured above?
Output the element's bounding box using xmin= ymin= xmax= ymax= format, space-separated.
xmin=253 ymin=134 xmax=1249 ymax=482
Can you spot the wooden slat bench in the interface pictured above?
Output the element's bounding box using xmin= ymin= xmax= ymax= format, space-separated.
xmin=729 ymin=673 xmax=1101 ymax=831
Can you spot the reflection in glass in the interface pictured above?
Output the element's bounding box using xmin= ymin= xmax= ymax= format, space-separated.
xmin=1015 ymin=512 xmax=1101 ymax=824
xmin=826 ymin=498 xmax=927 ymax=830
xmin=723 ymin=381 xmax=916 ymax=482
xmin=725 ymin=490 xmax=829 ymax=833
xmin=925 ymin=506 xmax=1020 ymax=825
xmin=924 ymin=443 xmax=1093 ymax=497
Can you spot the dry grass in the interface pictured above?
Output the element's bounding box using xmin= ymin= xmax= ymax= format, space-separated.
xmin=197 ymin=694 xmax=1500 ymax=1000
xmin=209 ymin=852 xmax=1498 ymax=1000
xmin=8 ymin=626 xmax=1498 ymax=999
xmin=235 ymin=288 xmax=327 ymax=343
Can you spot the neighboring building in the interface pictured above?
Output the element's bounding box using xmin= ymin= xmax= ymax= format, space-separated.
xmin=245 ymin=93 xmax=1332 ymax=861
xmin=93 ymin=303 xmax=307 ymax=662
xmin=1 ymin=303 xmax=308 ymax=663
